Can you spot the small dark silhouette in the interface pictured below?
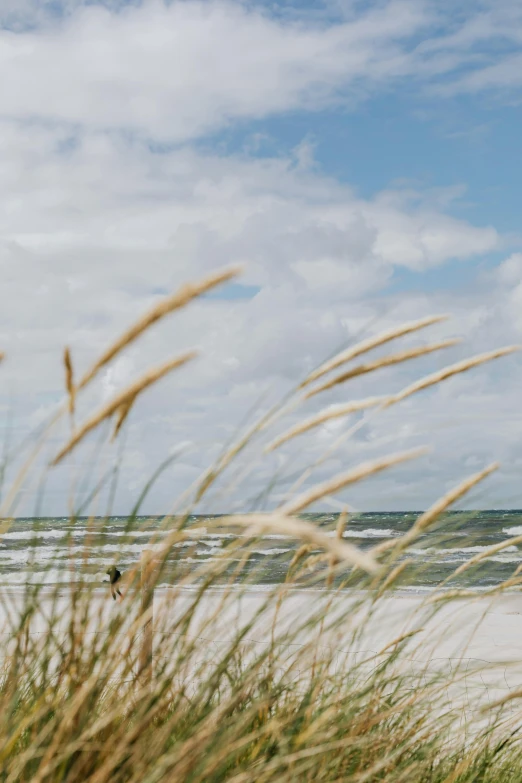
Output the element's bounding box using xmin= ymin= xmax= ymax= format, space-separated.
xmin=106 ymin=566 xmax=123 ymax=600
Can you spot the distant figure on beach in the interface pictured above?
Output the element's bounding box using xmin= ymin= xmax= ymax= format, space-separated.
xmin=106 ymin=566 xmax=123 ymax=600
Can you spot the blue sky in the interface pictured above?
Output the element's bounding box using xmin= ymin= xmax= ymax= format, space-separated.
xmin=213 ymin=93 xmax=522 ymax=294
xmin=1 ymin=0 xmax=522 ymax=513
xmin=219 ymin=94 xmax=518 ymax=211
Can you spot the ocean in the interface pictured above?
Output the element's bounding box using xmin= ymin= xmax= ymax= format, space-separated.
xmin=1 ymin=511 xmax=521 ymax=591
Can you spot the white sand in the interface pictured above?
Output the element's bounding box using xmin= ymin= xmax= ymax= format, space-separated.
xmin=2 ymin=587 xmax=522 ymax=718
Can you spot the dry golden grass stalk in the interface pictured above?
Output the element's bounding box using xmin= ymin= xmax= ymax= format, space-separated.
xmin=112 ymin=396 xmax=137 ymax=440
xmin=336 ymin=510 xmax=348 ymax=539
xmin=290 ymin=544 xmax=313 ymax=569
xmin=265 ymin=396 xmax=387 ymax=452
xmin=0 ymin=519 xmax=14 ymax=537
xmin=426 ymin=590 xmax=477 ymax=603
xmin=218 ymin=513 xmax=378 ymax=573
xmin=52 ymin=351 xmax=197 ymax=465
xmin=450 ymin=533 xmax=522 ymax=579
xmin=372 ymin=462 xmax=499 ymax=556
xmin=409 ymin=462 xmax=498 ymax=537
xmin=305 ymin=339 xmax=460 ymax=399
xmin=78 ymin=265 xmax=241 ymax=391
xmin=63 ymin=347 xmax=75 ymax=415
xmin=375 ymin=559 xmax=412 ymax=598
xmin=427 ymin=575 xmax=522 ymax=605
xmin=479 ymin=574 xmax=522 ymax=596
xmin=193 ymin=410 xmax=271 ymax=503
xmin=442 ymin=754 xmax=476 ymax=783
xmin=305 ymin=553 xmax=328 ymax=571
xmin=300 ymin=314 xmax=448 ymax=388
xmin=279 ymin=447 xmax=428 ymax=516
xmin=377 ymin=628 xmax=423 ymax=656
xmin=482 ymin=689 xmax=522 ymax=711
xmin=383 ymin=346 xmax=521 ymax=408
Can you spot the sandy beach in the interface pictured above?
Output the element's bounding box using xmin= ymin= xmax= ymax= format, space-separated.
xmin=3 ymin=586 xmax=522 ymax=718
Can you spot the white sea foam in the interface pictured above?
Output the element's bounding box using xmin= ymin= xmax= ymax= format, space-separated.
xmin=428 ymin=545 xmax=519 ymax=555
xmin=185 ymin=527 xmax=208 ymax=537
xmin=199 ymin=533 xmax=290 ymax=541
xmin=431 ymin=555 xmax=522 ymax=564
xmin=96 ymin=543 xmax=145 ymax=553
xmin=0 ymin=570 xmax=106 ymax=585
xmin=0 ymin=550 xmax=34 ymax=562
xmin=1 ymin=529 xmax=68 ymax=540
xmin=236 ymin=534 xmax=290 ymax=540
xmin=103 ymin=528 xmax=209 ymax=538
xmin=0 ymin=542 xmax=148 ymax=564
xmin=0 ymin=527 xmax=211 ymax=543
xmin=341 ymin=528 xmax=398 ymax=539
xmin=102 ymin=530 xmax=161 ymax=538
xmin=490 ymin=555 xmax=522 ymax=562
xmin=503 ymin=527 xmax=522 ymax=536
xmin=179 ymin=557 xmax=241 ymax=564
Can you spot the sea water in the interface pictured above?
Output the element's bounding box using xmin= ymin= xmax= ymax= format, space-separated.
xmin=1 ymin=511 xmax=521 ymax=591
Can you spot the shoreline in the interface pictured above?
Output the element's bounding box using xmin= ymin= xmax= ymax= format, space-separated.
xmin=0 ymin=582 xmax=520 ymax=596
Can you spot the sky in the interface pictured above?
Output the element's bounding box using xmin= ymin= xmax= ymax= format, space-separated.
xmin=1 ymin=0 xmax=522 ymax=515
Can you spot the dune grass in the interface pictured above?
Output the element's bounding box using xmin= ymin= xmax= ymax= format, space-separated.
xmin=1 ymin=267 xmax=522 ymax=781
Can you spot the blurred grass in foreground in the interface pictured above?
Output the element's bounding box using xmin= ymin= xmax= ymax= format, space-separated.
xmin=1 ymin=266 xmax=522 ymax=782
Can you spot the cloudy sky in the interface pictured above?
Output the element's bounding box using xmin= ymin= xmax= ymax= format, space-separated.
xmin=1 ymin=0 xmax=522 ymax=516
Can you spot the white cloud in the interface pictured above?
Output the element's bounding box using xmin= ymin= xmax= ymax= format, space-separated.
xmin=0 ymin=116 xmax=516 ymax=513
xmin=1 ymin=0 xmax=522 ymax=142
xmin=1 ymin=0 xmax=522 ymax=514
xmin=412 ymin=2 xmax=522 ymax=98
xmin=495 ymin=254 xmax=522 ymax=333
xmin=0 ymin=0 xmax=432 ymax=141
